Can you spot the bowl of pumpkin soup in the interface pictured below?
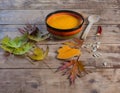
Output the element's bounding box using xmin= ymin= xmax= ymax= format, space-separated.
xmin=45 ymin=10 xmax=84 ymax=39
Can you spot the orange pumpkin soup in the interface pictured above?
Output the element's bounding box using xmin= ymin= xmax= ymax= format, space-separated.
xmin=47 ymin=14 xmax=80 ymax=29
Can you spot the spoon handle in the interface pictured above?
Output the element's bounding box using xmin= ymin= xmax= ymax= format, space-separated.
xmin=81 ymin=22 xmax=93 ymax=40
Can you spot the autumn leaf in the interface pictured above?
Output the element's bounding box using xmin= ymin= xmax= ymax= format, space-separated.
xmin=12 ymin=43 xmax=33 ymax=55
xmin=28 ymin=46 xmax=49 ymax=61
xmin=0 ymin=35 xmax=33 ymax=55
xmin=18 ymin=24 xmax=37 ymax=35
xmin=64 ymin=38 xmax=84 ymax=48
xmin=57 ymin=59 xmax=88 ymax=85
xmin=18 ymin=24 xmax=50 ymax=42
xmin=1 ymin=36 xmax=27 ymax=48
xmin=57 ymin=45 xmax=81 ymax=59
xmin=1 ymin=42 xmax=33 ymax=55
xmin=28 ymin=33 xmax=50 ymax=42
xmin=73 ymin=38 xmax=84 ymax=48
xmin=63 ymin=41 xmax=76 ymax=47
xmin=0 ymin=44 xmax=14 ymax=53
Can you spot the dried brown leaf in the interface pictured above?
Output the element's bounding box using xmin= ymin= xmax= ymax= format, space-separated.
xmin=57 ymin=59 xmax=88 ymax=85
xmin=64 ymin=38 xmax=84 ymax=48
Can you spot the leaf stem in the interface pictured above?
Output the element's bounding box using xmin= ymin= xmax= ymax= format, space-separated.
xmin=43 ymin=60 xmax=54 ymax=73
xmin=76 ymin=55 xmax=81 ymax=61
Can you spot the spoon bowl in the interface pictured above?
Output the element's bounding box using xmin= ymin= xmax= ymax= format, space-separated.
xmin=88 ymin=15 xmax=100 ymax=23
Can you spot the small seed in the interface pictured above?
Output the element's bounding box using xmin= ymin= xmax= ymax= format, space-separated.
xmin=92 ymin=44 xmax=96 ymax=48
xmin=93 ymin=48 xmax=97 ymax=52
xmin=96 ymin=45 xmax=100 ymax=49
xmin=103 ymin=62 xmax=107 ymax=67
xmin=96 ymin=42 xmax=101 ymax=45
xmin=93 ymin=53 xmax=98 ymax=57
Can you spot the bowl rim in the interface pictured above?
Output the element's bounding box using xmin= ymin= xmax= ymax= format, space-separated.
xmin=45 ymin=10 xmax=84 ymax=32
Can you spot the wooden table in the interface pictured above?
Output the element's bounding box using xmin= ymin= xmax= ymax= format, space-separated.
xmin=0 ymin=0 xmax=120 ymax=93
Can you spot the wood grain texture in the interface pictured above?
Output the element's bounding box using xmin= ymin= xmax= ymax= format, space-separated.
xmin=0 ymin=9 xmax=120 ymax=24
xmin=0 ymin=24 xmax=119 ymax=36
xmin=0 ymin=24 xmax=119 ymax=44
xmin=0 ymin=69 xmax=120 ymax=93
xmin=0 ymin=44 xmax=119 ymax=68
xmin=0 ymin=0 xmax=120 ymax=93
xmin=0 ymin=0 xmax=119 ymax=10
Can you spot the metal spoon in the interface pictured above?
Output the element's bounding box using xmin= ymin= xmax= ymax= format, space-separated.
xmin=81 ymin=15 xmax=100 ymax=40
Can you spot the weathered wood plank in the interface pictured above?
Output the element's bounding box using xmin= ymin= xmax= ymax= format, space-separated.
xmin=0 ymin=0 xmax=119 ymax=9
xmin=0 ymin=24 xmax=119 ymax=36
xmin=0 ymin=9 xmax=120 ymax=24
xmin=0 ymin=69 xmax=120 ymax=93
xmin=0 ymin=26 xmax=119 ymax=44
xmin=0 ymin=0 xmax=119 ymax=93
xmin=0 ymin=24 xmax=120 ymax=43
xmin=0 ymin=33 xmax=119 ymax=44
xmin=0 ymin=44 xmax=119 ymax=68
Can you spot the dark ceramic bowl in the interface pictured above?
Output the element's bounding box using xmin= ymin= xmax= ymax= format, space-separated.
xmin=45 ymin=10 xmax=84 ymax=39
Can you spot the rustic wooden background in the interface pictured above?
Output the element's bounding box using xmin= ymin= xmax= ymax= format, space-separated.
xmin=0 ymin=0 xmax=120 ymax=93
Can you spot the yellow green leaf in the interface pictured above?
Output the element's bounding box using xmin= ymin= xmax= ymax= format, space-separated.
xmin=13 ymin=43 xmax=33 ymax=55
xmin=28 ymin=33 xmax=50 ymax=42
xmin=1 ymin=36 xmax=27 ymax=48
xmin=1 ymin=36 xmax=10 ymax=44
xmin=0 ymin=45 xmax=14 ymax=53
xmin=28 ymin=46 xmax=49 ymax=61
